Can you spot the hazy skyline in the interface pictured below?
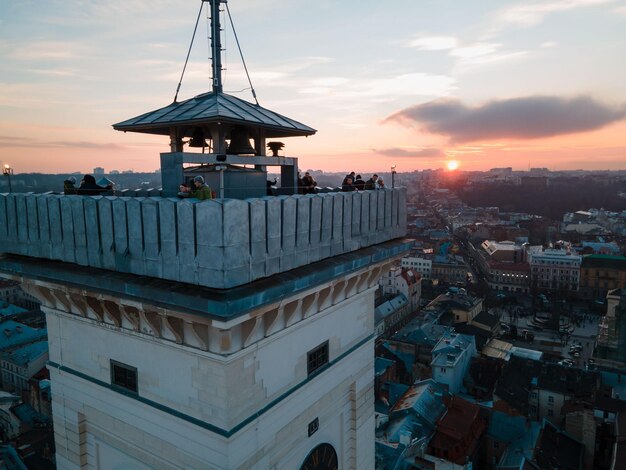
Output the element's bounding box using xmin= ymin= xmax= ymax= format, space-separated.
xmin=1 ymin=0 xmax=625 ymax=174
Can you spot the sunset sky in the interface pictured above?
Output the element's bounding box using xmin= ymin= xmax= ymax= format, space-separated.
xmin=1 ymin=0 xmax=625 ymax=175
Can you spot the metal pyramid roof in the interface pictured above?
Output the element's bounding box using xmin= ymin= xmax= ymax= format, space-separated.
xmin=113 ymin=91 xmax=316 ymax=138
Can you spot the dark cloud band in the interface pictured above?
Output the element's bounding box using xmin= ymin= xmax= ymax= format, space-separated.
xmin=374 ymin=147 xmax=443 ymax=158
xmin=386 ymin=96 xmax=626 ymax=143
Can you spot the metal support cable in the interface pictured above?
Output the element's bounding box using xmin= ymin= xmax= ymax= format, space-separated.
xmin=225 ymin=2 xmax=259 ymax=105
xmin=174 ymin=1 xmax=206 ymax=103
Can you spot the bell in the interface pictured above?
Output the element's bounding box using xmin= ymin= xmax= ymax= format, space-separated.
xmin=226 ymin=126 xmax=256 ymax=155
xmin=189 ymin=127 xmax=209 ymax=148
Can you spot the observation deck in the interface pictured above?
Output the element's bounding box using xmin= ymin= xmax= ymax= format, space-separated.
xmin=0 ymin=189 xmax=407 ymax=291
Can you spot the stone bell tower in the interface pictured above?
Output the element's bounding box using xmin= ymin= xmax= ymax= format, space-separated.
xmin=0 ymin=1 xmax=409 ymax=468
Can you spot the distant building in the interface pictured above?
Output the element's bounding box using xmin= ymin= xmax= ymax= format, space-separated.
xmin=93 ymin=167 xmax=105 ymax=175
xmin=430 ymin=289 xmax=484 ymax=324
xmin=0 ymin=280 xmax=21 ymax=307
xmin=380 ymin=266 xmax=422 ymax=313
xmin=0 ymin=322 xmax=47 ymax=355
xmin=579 ymin=255 xmax=626 ymax=300
xmin=495 ymin=356 xmax=600 ymax=423
xmin=1 ymin=341 xmax=48 ymax=394
xmin=0 ymin=280 xmax=39 ymax=310
xmin=481 ymin=240 xmax=525 ymax=263
xmin=596 ymin=289 xmax=626 ymax=365
xmin=529 ymin=247 xmax=581 ymax=292
xmin=427 ymin=395 xmax=488 ymax=466
xmin=531 ymin=419 xmax=585 ymax=470
xmin=430 ymin=332 xmax=476 ymax=394
xmin=401 ymin=255 xmax=432 ymax=280
xmin=484 ymin=410 xmax=540 ymax=470
xmin=487 ymin=261 xmax=530 ymax=293
xmin=375 ymin=294 xmax=409 ymax=337
xmin=432 ymin=259 xmax=468 ymax=284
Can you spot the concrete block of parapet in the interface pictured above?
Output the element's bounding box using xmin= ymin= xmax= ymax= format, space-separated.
xmin=249 ymin=199 xmax=267 ymax=263
xmin=127 ymin=198 xmax=146 ymax=276
xmin=177 ymin=200 xmax=197 ymax=279
xmin=331 ymin=241 xmax=344 ymax=256
xmin=359 ymin=191 xmax=370 ymax=236
xmin=319 ymin=244 xmax=331 ymax=260
xmin=143 ymin=257 xmax=161 ymax=278
xmin=35 ymin=195 xmax=51 ymax=258
xmin=71 ymin=196 xmax=90 ymax=266
xmin=14 ymin=195 xmax=29 ymax=255
xmin=331 ymin=195 xmax=344 ymax=254
xmin=266 ymin=256 xmax=281 ymax=277
xmin=384 ymin=189 xmax=392 ymax=227
xmin=222 ymin=199 xmax=250 ymax=247
xmin=309 ymin=195 xmax=322 ymax=244
xmin=251 ymin=260 xmax=266 ymax=281
xmin=369 ymin=192 xmax=378 ymax=233
xmin=3 ymin=195 xmax=18 ymax=243
xmin=83 ymin=197 xmax=101 ymax=266
xmin=157 ymin=198 xmax=177 ymax=267
xmin=198 ymin=268 xmax=224 ymax=288
xmin=47 ymin=196 xmax=63 ymax=260
xmin=224 ymin=245 xmax=248 ymax=269
xmin=280 ymin=196 xmax=296 ymax=255
xmin=295 ymin=196 xmax=310 ymax=250
xmin=224 ymin=265 xmax=251 ymax=288
xmin=26 ymin=195 xmax=39 ymax=248
xmin=142 ymin=198 xmax=160 ymax=260
xmin=250 ymin=241 xmax=266 ymax=262
xmin=265 ymin=197 xmax=282 ymax=258
xmin=398 ymin=188 xmax=407 ymax=236
xmin=97 ymin=197 xmax=116 ymax=270
xmin=59 ymin=196 xmax=76 ymax=263
xmin=0 ymin=196 xmax=8 ymax=244
xmin=391 ymin=189 xmax=398 ymax=230
xmin=308 ymin=246 xmax=321 ymax=264
xmin=162 ymin=251 xmax=179 ymax=281
xmin=343 ymin=193 xmax=355 ymax=252
xmin=351 ymin=191 xmax=362 ymax=239
xmin=295 ymin=248 xmax=309 ymax=267
xmin=320 ymin=195 xmax=333 ymax=248
xmin=377 ymin=191 xmax=386 ymax=232
xmin=178 ymin=248 xmax=197 ymax=284
xmin=112 ymin=197 xmax=130 ymax=259
xmin=197 ymin=199 xmax=224 ymax=247
xmin=267 ymin=235 xmax=281 ymax=260
xmin=281 ymin=252 xmax=296 ymax=272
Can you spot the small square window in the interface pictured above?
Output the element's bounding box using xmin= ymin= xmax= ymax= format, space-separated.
xmin=110 ymin=360 xmax=138 ymax=394
xmin=548 ymin=395 xmax=554 ymax=403
xmin=547 ymin=409 xmax=554 ymax=417
xmin=307 ymin=341 xmax=329 ymax=376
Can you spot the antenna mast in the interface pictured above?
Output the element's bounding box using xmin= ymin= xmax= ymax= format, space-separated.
xmin=209 ymin=0 xmax=223 ymax=93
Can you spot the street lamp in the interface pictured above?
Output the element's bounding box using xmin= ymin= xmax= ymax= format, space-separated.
xmin=3 ymin=164 xmax=13 ymax=193
xmin=391 ymin=164 xmax=397 ymax=188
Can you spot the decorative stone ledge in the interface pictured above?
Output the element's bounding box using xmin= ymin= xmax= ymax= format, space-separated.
xmin=20 ymin=258 xmax=394 ymax=355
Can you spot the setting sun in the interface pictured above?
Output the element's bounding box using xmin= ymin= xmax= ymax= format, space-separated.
xmin=446 ymin=160 xmax=459 ymax=171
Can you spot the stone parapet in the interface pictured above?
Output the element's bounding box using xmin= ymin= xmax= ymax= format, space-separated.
xmin=0 ymin=189 xmax=407 ymax=289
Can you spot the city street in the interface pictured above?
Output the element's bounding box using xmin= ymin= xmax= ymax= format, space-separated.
xmin=493 ymin=304 xmax=601 ymax=368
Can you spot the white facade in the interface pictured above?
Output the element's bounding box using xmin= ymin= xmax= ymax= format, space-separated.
xmin=430 ymin=334 xmax=476 ymax=394
xmin=26 ymin=258 xmax=396 ymax=469
xmin=401 ymin=256 xmax=432 ymax=280
xmin=529 ymin=248 xmax=581 ymax=292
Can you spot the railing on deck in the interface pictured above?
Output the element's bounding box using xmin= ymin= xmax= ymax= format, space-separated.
xmin=0 ymin=189 xmax=407 ymax=289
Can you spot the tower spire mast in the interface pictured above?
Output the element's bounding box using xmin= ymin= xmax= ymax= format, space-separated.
xmin=209 ymin=0 xmax=223 ymax=93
